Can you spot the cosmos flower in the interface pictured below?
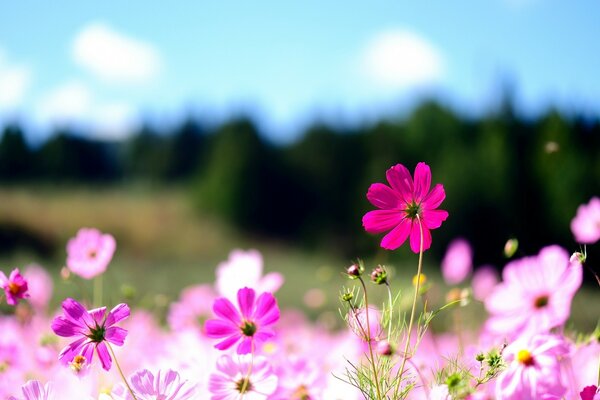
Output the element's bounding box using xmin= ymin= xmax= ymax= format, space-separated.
xmin=495 ymin=334 xmax=569 ymax=400
xmin=571 ymin=197 xmax=600 ymax=244
xmin=0 ymin=268 xmax=29 ymax=306
xmin=66 ymin=228 xmax=116 ymax=279
xmin=205 ymin=287 xmax=279 ymax=354
xmin=111 ymin=369 xmax=198 ymax=400
xmin=51 ymin=298 xmax=129 ymax=371
xmin=209 ymin=354 xmax=278 ymax=400
xmin=362 ymin=162 xmax=448 ymax=252
xmin=167 ymin=284 xmax=216 ymax=333
xmin=8 ymin=380 xmax=54 ymax=400
xmin=441 ymin=238 xmax=473 ymax=285
xmin=484 ymin=245 xmax=582 ymax=340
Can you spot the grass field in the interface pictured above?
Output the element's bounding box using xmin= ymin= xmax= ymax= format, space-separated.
xmin=0 ymin=185 xmax=597 ymax=334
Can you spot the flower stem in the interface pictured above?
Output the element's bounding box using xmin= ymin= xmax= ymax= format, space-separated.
xmin=394 ymin=216 xmax=424 ymax=398
xmin=240 ymin=340 xmax=255 ymax=394
xmin=358 ymin=276 xmax=383 ymax=400
xmin=385 ymin=282 xmax=393 ymax=341
xmin=93 ymin=274 xmax=103 ymax=308
xmin=107 ymin=342 xmax=137 ymax=400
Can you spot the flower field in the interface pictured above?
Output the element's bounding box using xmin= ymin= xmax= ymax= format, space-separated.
xmin=1 ymin=163 xmax=599 ymax=399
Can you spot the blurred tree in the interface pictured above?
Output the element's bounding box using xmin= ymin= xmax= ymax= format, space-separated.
xmin=0 ymin=123 xmax=33 ymax=181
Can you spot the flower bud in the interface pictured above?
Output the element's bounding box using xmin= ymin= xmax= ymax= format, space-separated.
xmin=370 ymin=265 xmax=388 ymax=285
xmin=346 ymin=263 xmax=362 ymax=278
xmin=504 ymin=238 xmax=519 ymax=258
xmin=376 ymin=339 xmax=394 ymax=356
xmin=341 ymin=291 xmax=354 ymax=302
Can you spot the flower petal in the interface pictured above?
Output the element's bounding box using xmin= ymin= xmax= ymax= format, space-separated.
xmin=380 ymin=218 xmax=411 ymax=250
xmin=62 ymin=298 xmax=93 ymax=327
xmin=212 ymin=297 xmax=241 ymax=325
xmin=214 ymin=333 xmax=242 ymax=351
xmin=422 ymin=184 xmax=446 ymax=209
xmin=205 ymin=319 xmax=240 ymax=338
xmin=105 ymin=326 xmax=128 ymax=346
xmin=58 ymin=336 xmax=88 ymax=364
xmin=237 ymin=287 xmax=256 ymax=319
xmin=105 ymin=303 xmax=130 ymax=327
xmin=362 ymin=210 xmax=404 ymax=234
xmin=422 ymin=209 xmax=449 ymax=229
xmin=254 ymin=292 xmax=279 ymax=326
xmin=96 ymin=342 xmax=112 ymax=371
xmin=409 ymin=223 xmax=432 ymax=253
xmin=413 ymin=162 xmax=431 ymax=200
xmin=386 ymin=164 xmax=413 ymax=201
xmin=51 ymin=316 xmax=85 ymax=337
xmin=366 ymin=183 xmax=402 ymax=209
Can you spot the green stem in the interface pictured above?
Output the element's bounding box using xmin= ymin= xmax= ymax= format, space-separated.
xmin=385 ymin=282 xmax=393 ymax=341
xmin=239 ymin=338 xmax=255 ymax=393
xmin=107 ymin=342 xmax=137 ymax=400
xmin=358 ymin=277 xmax=383 ymax=400
xmin=394 ymin=216 xmax=424 ymax=399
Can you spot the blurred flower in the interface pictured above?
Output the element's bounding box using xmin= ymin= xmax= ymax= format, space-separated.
xmin=571 ymin=197 xmax=600 ymax=244
xmin=167 ymin=284 xmax=216 ymax=333
xmin=8 ymin=380 xmax=54 ymax=400
xmin=209 ymin=354 xmax=277 ymax=399
xmin=215 ymin=249 xmax=283 ymax=300
xmin=580 ymin=386 xmax=600 ymax=400
xmin=441 ymin=238 xmax=472 ymax=285
xmin=485 ymin=246 xmax=582 ymax=340
xmin=362 ymin=162 xmax=448 ymax=252
xmin=495 ymin=334 xmax=569 ymax=400
xmin=205 ymin=287 xmax=280 ymax=354
xmin=471 ymin=265 xmax=498 ymax=301
xmin=66 ymin=228 xmax=116 ymax=279
xmin=111 ymin=369 xmax=197 ymax=400
xmin=0 ymin=268 xmax=29 ymax=306
xmin=429 ymin=384 xmax=450 ymax=400
xmin=272 ymin=358 xmax=327 ymax=399
xmin=51 ymin=298 xmax=129 ymax=371
xmin=23 ymin=264 xmax=52 ymax=311
xmin=347 ymin=306 xmax=382 ymax=342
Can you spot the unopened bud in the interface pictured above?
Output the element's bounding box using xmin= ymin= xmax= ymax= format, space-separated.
xmin=376 ymin=339 xmax=394 ymax=356
xmin=475 ymin=353 xmax=485 ymax=362
xmin=346 ymin=264 xmax=362 ymax=278
xmin=370 ymin=265 xmax=388 ymax=285
xmin=60 ymin=266 xmax=71 ymax=280
xmin=504 ymin=238 xmax=519 ymax=258
xmin=341 ymin=291 xmax=354 ymax=302
xmin=570 ymin=251 xmax=586 ymax=264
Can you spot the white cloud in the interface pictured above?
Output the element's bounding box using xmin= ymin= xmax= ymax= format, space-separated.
xmin=0 ymin=49 xmax=32 ymax=110
xmin=35 ymin=80 xmax=137 ymax=140
xmin=361 ymin=29 xmax=444 ymax=91
xmin=72 ymin=22 xmax=162 ymax=84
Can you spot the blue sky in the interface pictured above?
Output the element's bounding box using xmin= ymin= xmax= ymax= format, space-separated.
xmin=0 ymin=1 xmax=599 ymax=143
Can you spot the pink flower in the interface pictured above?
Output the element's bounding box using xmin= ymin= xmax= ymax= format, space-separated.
xmin=485 ymin=246 xmax=582 ymax=340
xmin=362 ymin=162 xmax=448 ymax=252
xmin=8 ymin=380 xmax=54 ymax=400
xmin=209 ymin=354 xmax=278 ymax=399
xmin=23 ymin=264 xmax=53 ymax=310
xmin=495 ymin=334 xmax=569 ymax=400
xmin=167 ymin=284 xmax=216 ymax=333
xmin=51 ymin=298 xmax=129 ymax=371
xmin=111 ymin=369 xmax=198 ymax=400
xmin=215 ymin=249 xmax=283 ymax=300
xmin=581 ymin=386 xmax=600 ymax=400
xmin=66 ymin=228 xmax=116 ymax=279
xmin=205 ymin=287 xmax=280 ymax=354
xmin=0 ymin=268 xmax=29 ymax=306
xmin=441 ymin=238 xmax=473 ymax=285
xmin=571 ymin=197 xmax=600 ymax=244
xmin=471 ymin=265 xmax=498 ymax=301
xmin=347 ymin=305 xmax=383 ymax=342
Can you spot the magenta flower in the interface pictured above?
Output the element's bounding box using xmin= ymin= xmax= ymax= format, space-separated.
xmin=581 ymin=386 xmax=600 ymax=400
xmin=571 ymin=197 xmax=600 ymax=244
xmin=209 ymin=354 xmax=278 ymax=400
xmin=495 ymin=334 xmax=569 ymax=400
xmin=0 ymin=268 xmax=29 ymax=306
xmin=66 ymin=228 xmax=116 ymax=279
xmin=362 ymin=162 xmax=448 ymax=252
xmin=441 ymin=238 xmax=473 ymax=285
xmin=485 ymin=246 xmax=582 ymax=340
xmin=111 ymin=369 xmax=198 ymax=400
xmin=8 ymin=380 xmax=54 ymax=400
xmin=205 ymin=287 xmax=280 ymax=354
xmin=51 ymin=297 xmax=129 ymax=371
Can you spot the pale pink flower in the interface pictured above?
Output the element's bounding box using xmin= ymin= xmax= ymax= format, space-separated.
xmin=442 ymin=238 xmax=473 ymax=285
xmin=215 ymin=249 xmax=283 ymax=300
xmin=66 ymin=228 xmax=116 ymax=279
xmin=209 ymin=354 xmax=278 ymax=400
xmin=205 ymin=287 xmax=280 ymax=354
xmin=472 ymin=265 xmax=498 ymax=301
xmin=23 ymin=264 xmax=53 ymax=310
xmin=168 ymin=284 xmax=216 ymax=333
xmin=495 ymin=334 xmax=569 ymax=400
xmin=271 ymin=358 xmax=327 ymax=399
xmin=0 ymin=268 xmax=29 ymax=306
xmin=111 ymin=369 xmax=198 ymax=400
xmin=8 ymin=380 xmax=54 ymax=400
xmin=51 ymin=298 xmax=129 ymax=371
xmin=362 ymin=162 xmax=448 ymax=252
xmin=429 ymin=384 xmax=450 ymax=400
xmin=485 ymin=246 xmax=582 ymax=340
xmin=347 ymin=305 xmax=383 ymax=342
xmin=571 ymin=197 xmax=600 ymax=244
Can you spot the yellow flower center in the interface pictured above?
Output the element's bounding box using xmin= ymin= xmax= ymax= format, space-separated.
xmin=517 ymin=349 xmax=534 ymax=366
xmin=412 ymin=273 xmax=427 ymax=287
xmin=69 ymin=355 xmax=87 ymax=373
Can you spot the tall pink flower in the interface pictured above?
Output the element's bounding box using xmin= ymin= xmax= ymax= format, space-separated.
xmin=495 ymin=334 xmax=569 ymax=400
xmin=51 ymin=298 xmax=129 ymax=371
xmin=571 ymin=197 xmax=600 ymax=244
xmin=66 ymin=228 xmax=116 ymax=279
xmin=362 ymin=162 xmax=448 ymax=252
xmin=0 ymin=268 xmax=29 ymax=306
xmin=209 ymin=354 xmax=278 ymax=400
xmin=205 ymin=287 xmax=280 ymax=354
xmin=485 ymin=246 xmax=582 ymax=340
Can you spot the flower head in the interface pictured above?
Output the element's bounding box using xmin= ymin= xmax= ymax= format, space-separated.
xmin=205 ymin=287 xmax=280 ymax=354
xmin=495 ymin=334 xmax=569 ymax=399
xmin=0 ymin=268 xmax=29 ymax=306
xmin=362 ymin=162 xmax=448 ymax=252
xmin=571 ymin=197 xmax=600 ymax=244
xmin=441 ymin=238 xmax=473 ymax=285
xmin=485 ymin=246 xmax=582 ymax=340
xmin=111 ymin=369 xmax=198 ymax=400
xmin=209 ymin=354 xmax=278 ymax=399
xmin=8 ymin=380 xmax=54 ymax=400
xmin=51 ymin=298 xmax=129 ymax=371
xmin=66 ymin=228 xmax=116 ymax=279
